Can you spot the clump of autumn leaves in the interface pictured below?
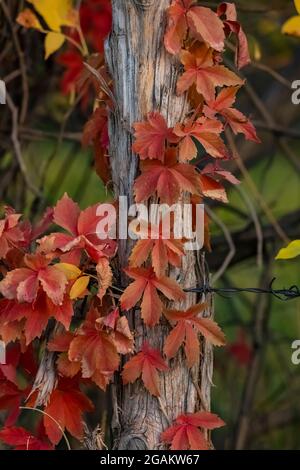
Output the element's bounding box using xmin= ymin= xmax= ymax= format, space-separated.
xmin=0 ymin=1 xmax=259 ymax=451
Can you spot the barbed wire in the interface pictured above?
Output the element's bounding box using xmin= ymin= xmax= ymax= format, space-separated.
xmin=184 ymin=278 xmax=300 ymax=302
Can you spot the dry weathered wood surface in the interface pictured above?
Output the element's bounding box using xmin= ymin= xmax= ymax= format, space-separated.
xmin=105 ymin=0 xmax=213 ymax=450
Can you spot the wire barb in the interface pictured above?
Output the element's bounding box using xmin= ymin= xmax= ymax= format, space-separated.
xmin=184 ymin=278 xmax=300 ymax=302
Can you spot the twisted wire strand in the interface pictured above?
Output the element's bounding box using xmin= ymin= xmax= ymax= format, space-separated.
xmin=184 ymin=278 xmax=300 ymax=302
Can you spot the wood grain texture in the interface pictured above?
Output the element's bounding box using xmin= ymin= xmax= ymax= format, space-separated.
xmin=105 ymin=0 xmax=213 ymax=450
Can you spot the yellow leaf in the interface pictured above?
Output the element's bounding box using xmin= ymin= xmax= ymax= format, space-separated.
xmin=44 ymin=32 xmax=65 ymax=59
xmin=295 ymin=0 xmax=300 ymax=15
xmin=16 ymin=9 xmax=42 ymax=30
xmin=276 ymin=240 xmax=300 ymax=260
xmin=70 ymin=276 xmax=90 ymax=299
xmin=55 ymin=263 xmax=81 ymax=280
xmin=282 ymin=15 xmax=300 ymax=37
xmin=28 ymin=0 xmax=76 ymax=31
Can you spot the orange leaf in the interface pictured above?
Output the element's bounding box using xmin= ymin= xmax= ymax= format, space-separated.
xmin=187 ymin=6 xmax=225 ymax=52
xmin=122 ymin=342 xmax=168 ymax=396
xmin=121 ymin=267 xmax=186 ymax=327
xmin=177 ymin=44 xmax=243 ymax=102
xmin=173 ymin=116 xmax=228 ymax=160
xmin=16 ymin=9 xmax=42 ymax=30
xmin=199 ymin=174 xmax=228 ymax=203
xmin=164 ymin=303 xmax=226 ymax=367
xmin=129 ymin=218 xmax=185 ymax=277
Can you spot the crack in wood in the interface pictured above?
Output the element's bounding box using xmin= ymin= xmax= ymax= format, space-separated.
xmin=133 ymin=0 xmax=155 ymax=11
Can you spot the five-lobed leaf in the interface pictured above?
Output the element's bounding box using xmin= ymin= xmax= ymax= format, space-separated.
xmin=133 ymin=148 xmax=201 ymax=204
xmin=173 ymin=116 xmax=228 ymax=160
xmin=0 ymin=254 xmax=68 ymax=306
xmin=132 ymin=112 xmax=177 ymax=160
xmin=120 ymin=267 xmax=186 ymax=327
xmin=164 ymin=303 xmax=226 ymax=367
xmin=43 ymin=379 xmax=94 ymax=445
xmin=129 ymin=219 xmax=185 ymax=277
xmin=177 ymin=44 xmax=243 ymax=102
xmin=122 ymin=342 xmax=168 ymax=396
xmin=161 ymin=411 xmax=225 ymax=450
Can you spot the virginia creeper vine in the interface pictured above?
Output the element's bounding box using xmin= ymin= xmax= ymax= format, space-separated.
xmin=0 ymin=0 xmax=259 ymax=451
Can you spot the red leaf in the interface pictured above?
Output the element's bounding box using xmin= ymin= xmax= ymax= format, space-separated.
xmin=82 ymin=108 xmax=111 ymax=184
xmin=204 ymin=87 xmax=260 ymax=143
xmin=217 ymin=3 xmax=250 ymax=69
xmin=79 ymin=0 xmax=112 ymax=53
xmin=47 ymin=331 xmax=75 ymax=352
xmin=57 ymin=51 xmax=84 ymax=95
xmin=199 ymin=174 xmax=228 ymax=203
xmin=202 ymin=162 xmax=240 ymax=185
xmin=44 ymin=379 xmax=94 ymax=445
xmin=122 ymin=342 xmax=168 ymax=396
xmin=164 ymin=304 xmax=226 ymax=367
xmin=161 ymin=411 xmax=225 ymax=450
xmin=0 ymin=426 xmax=53 ymax=450
xmin=0 ymin=379 xmax=25 ymax=427
xmin=47 ymin=331 xmax=81 ymax=378
xmin=0 ymin=254 xmax=68 ymax=306
xmin=132 ymin=112 xmax=176 ymax=160
xmin=53 ymin=193 xmax=81 ymax=236
xmin=82 ymin=107 xmax=108 ymax=148
xmin=97 ymin=308 xmax=134 ymax=355
xmin=40 ymin=193 xmax=117 ymax=262
xmin=2 ymin=289 xmax=73 ymax=345
xmin=0 ymin=210 xmax=25 ymax=260
xmin=228 ymin=328 xmax=253 ymax=366
xmin=68 ymin=307 xmax=120 ymax=381
xmin=30 ymin=207 xmax=54 ymax=241
xmin=222 ymin=108 xmax=260 ymax=142
xmin=134 ymin=148 xmax=200 ymax=204
xmin=164 ymin=1 xmax=225 ymax=55
xmin=121 ymin=267 xmax=186 ymax=327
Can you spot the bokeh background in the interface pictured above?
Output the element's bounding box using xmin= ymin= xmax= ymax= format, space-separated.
xmin=1 ymin=0 xmax=300 ymax=450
